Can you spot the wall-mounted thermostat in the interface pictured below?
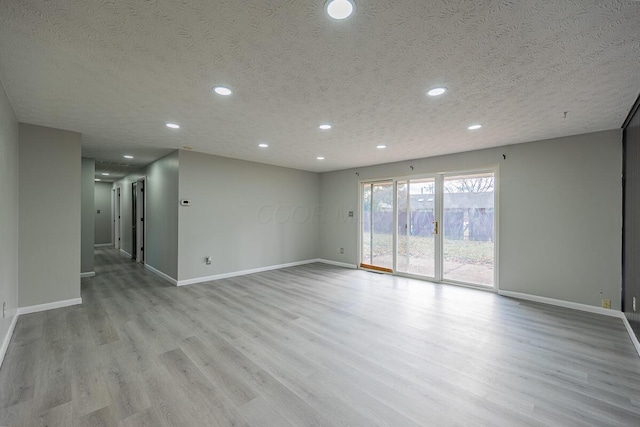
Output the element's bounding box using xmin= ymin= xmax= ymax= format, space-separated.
xmin=180 ymin=199 xmax=192 ymax=206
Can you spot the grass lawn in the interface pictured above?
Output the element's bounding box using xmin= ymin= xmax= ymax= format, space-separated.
xmin=364 ymin=233 xmax=494 ymax=266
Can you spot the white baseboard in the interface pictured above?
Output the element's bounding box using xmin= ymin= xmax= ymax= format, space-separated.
xmin=0 ymin=314 xmax=18 ymax=369
xmin=177 ymin=259 xmax=320 ymax=286
xmin=80 ymin=271 xmax=96 ymax=278
xmin=498 ymin=290 xmax=620 ymax=318
xmin=17 ymin=298 xmax=82 ymax=316
xmin=119 ymin=248 xmax=132 ymax=257
xmin=499 ymin=290 xmax=640 ymax=358
xmin=94 ymin=243 xmax=112 ymax=248
xmin=621 ymin=315 xmax=640 ymax=357
xmin=145 ymin=264 xmax=178 ymax=285
xmin=316 ymin=259 xmax=358 ymax=269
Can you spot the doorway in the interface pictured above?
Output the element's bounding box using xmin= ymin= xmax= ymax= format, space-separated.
xmin=114 ymin=187 xmax=121 ymax=250
xmin=132 ymin=181 xmax=137 ymax=260
xmin=132 ymin=178 xmax=146 ymax=263
xmin=360 ymin=170 xmax=496 ymax=288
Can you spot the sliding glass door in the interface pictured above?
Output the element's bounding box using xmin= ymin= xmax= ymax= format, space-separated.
xmin=361 ymin=181 xmax=394 ymax=272
xmin=396 ymin=178 xmax=437 ymax=278
xmin=360 ymin=171 xmax=496 ymax=288
xmin=442 ymin=173 xmax=495 ymax=286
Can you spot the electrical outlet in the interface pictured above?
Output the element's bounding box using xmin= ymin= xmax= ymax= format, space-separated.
xmin=633 ymin=297 xmax=637 ymax=312
xmin=205 ymin=256 xmax=212 ymax=265
xmin=339 ymin=248 xmax=344 ymax=254
xmin=601 ymin=299 xmax=611 ymax=309
xmin=2 ymin=302 xmax=5 ymax=318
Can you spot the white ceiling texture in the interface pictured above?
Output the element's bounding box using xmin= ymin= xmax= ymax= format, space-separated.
xmin=1 ymin=0 xmax=639 ymax=177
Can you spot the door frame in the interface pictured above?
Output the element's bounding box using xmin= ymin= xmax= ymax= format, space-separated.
xmin=395 ymin=174 xmax=441 ymax=281
xmin=132 ymin=181 xmax=137 ymax=259
xmin=358 ymin=179 xmax=395 ymax=273
xmin=113 ymin=187 xmax=121 ymax=250
xmin=357 ymin=167 xmax=499 ymax=291
xmin=136 ymin=177 xmax=146 ymax=263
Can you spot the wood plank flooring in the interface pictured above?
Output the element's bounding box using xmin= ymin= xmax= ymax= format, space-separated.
xmin=1 ymin=248 xmax=640 ymax=426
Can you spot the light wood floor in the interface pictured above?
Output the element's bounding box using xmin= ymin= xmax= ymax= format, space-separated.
xmin=1 ymin=249 xmax=640 ymax=426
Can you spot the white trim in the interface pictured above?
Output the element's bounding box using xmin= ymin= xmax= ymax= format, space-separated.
xmin=0 ymin=314 xmax=19 ymax=369
xmin=316 ymin=259 xmax=358 ymax=269
xmin=498 ymin=290 xmax=620 ymax=317
xmin=177 ymin=259 xmax=320 ymax=286
xmin=621 ymin=315 xmax=640 ymax=357
xmin=17 ymin=298 xmax=82 ymax=316
xmin=119 ymin=248 xmax=132 ymax=257
xmin=80 ymin=271 xmax=96 ymax=278
xmin=94 ymin=243 xmax=112 ymax=248
xmin=145 ymin=264 xmax=178 ymax=285
xmin=499 ymin=290 xmax=640 ymax=358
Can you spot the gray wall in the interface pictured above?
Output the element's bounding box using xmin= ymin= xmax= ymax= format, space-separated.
xmin=147 ymin=151 xmax=179 ymax=278
xmin=320 ymin=130 xmax=622 ymax=309
xmin=81 ymin=158 xmax=95 ymax=273
xmin=0 ymin=82 xmax=19 ymax=346
xmin=178 ymin=150 xmax=321 ymax=281
xmin=19 ymin=124 xmax=81 ymax=307
xmin=114 ymin=151 xmax=179 ymax=279
xmin=94 ymin=181 xmax=112 ymax=245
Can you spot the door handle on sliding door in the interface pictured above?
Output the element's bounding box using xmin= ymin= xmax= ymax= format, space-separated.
xmin=433 ymin=221 xmax=438 ymax=235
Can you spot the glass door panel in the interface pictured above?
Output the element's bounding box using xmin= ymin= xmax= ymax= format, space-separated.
xmin=362 ymin=184 xmax=373 ymax=267
xmin=442 ymin=173 xmax=495 ymax=286
xmin=396 ymin=178 xmax=436 ymax=277
xmin=361 ymin=181 xmax=394 ymax=272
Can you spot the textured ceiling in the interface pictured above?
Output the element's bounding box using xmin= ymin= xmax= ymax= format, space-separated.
xmin=1 ymin=0 xmax=639 ymax=173
xmin=82 ymin=135 xmax=174 ymax=181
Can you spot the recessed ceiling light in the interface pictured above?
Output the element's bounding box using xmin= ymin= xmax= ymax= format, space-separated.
xmin=166 ymin=123 xmax=180 ymax=129
xmin=427 ymin=87 xmax=447 ymax=97
xmin=95 ymin=179 xmax=101 ymax=182
xmin=319 ymin=124 xmax=332 ymax=130
xmin=317 ymin=156 xmax=325 ymax=160
xmin=468 ymin=124 xmax=483 ymax=130
xmin=258 ymin=143 xmax=269 ymax=148
xmin=123 ymin=155 xmax=133 ymax=159
xmin=377 ymin=145 xmax=387 ymax=149
xmin=214 ymin=86 xmax=232 ymax=96
xmin=101 ymin=173 xmax=110 ymax=176
xmin=325 ymin=0 xmax=355 ymax=20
